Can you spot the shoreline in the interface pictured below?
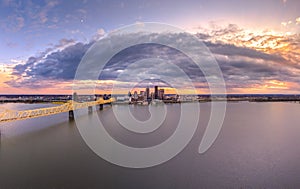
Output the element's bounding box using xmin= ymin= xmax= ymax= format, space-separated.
xmin=1 ymin=98 xmax=300 ymax=105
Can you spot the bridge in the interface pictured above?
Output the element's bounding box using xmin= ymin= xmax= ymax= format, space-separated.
xmin=0 ymin=98 xmax=115 ymax=123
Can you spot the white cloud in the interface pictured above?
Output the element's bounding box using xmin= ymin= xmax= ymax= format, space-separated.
xmin=296 ymin=17 xmax=300 ymax=25
xmin=7 ymin=24 xmax=300 ymax=91
xmin=97 ymin=28 xmax=105 ymax=36
xmin=281 ymin=20 xmax=293 ymax=27
xmin=92 ymin=28 xmax=106 ymax=41
xmin=10 ymin=59 xmax=25 ymax=64
xmin=56 ymin=39 xmax=76 ymax=48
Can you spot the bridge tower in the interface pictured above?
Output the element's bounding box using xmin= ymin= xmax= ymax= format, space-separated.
xmin=88 ymin=106 xmax=93 ymax=114
xmin=69 ymin=110 xmax=74 ymax=120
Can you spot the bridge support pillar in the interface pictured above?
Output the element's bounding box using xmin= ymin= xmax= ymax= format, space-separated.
xmin=99 ymin=104 xmax=103 ymax=110
xmin=88 ymin=106 xmax=93 ymax=114
xmin=69 ymin=110 xmax=74 ymax=120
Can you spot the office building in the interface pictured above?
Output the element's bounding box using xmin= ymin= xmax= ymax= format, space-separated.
xmin=146 ymin=87 xmax=150 ymax=99
xmin=159 ymin=89 xmax=164 ymax=100
xmin=154 ymin=86 xmax=158 ymax=99
xmin=133 ymin=91 xmax=138 ymax=99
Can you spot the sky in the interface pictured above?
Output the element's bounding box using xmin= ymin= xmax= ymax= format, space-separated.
xmin=0 ymin=0 xmax=299 ymax=94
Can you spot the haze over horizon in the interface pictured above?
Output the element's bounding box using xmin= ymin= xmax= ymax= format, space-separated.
xmin=0 ymin=0 xmax=299 ymax=94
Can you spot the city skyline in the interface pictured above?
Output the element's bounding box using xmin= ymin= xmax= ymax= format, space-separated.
xmin=0 ymin=0 xmax=300 ymax=94
xmin=129 ymin=85 xmax=165 ymax=100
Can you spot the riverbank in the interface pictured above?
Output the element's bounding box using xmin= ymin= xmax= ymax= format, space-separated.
xmin=1 ymin=94 xmax=300 ymax=104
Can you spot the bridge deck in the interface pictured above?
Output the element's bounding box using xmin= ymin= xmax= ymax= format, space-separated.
xmin=0 ymin=98 xmax=114 ymax=122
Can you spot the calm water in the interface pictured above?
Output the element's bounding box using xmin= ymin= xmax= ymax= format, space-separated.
xmin=0 ymin=102 xmax=300 ymax=188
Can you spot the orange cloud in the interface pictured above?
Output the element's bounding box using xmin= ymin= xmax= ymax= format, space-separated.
xmin=244 ymin=80 xmax=298 ymax=94
xmin=2 ymin=24 xmax=300 ymax=95
xmin=295 ymin=17 xmax=300 ymax=25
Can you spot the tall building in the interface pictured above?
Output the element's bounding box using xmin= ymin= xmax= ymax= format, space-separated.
xmin=133 ymin=91 xmax=138 ymax=99
xmin=150 ymin=92 xmax=154 ymax=99
xmin=154 ymin=86 xmax=158 ymax=99
xmin=159 ymin=89 xmax=164 ymax=100
xmin=73 ymin=92 xmax=78 ymax=101
xmin=146 ymin=87 xmax=150 ymax=99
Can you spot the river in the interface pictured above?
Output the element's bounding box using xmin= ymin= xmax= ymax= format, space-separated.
xmin=0 ymin=102 xmax=299 ymax=188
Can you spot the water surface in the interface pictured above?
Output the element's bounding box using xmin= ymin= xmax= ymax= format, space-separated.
xmin=0 ymin=102 xmax=300 ymax=188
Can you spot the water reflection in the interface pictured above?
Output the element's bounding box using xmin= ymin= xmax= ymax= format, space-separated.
xmin=0 ymin=102 xmax=300 ymax=188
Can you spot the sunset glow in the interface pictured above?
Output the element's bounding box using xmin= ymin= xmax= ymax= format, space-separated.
xmin=0 ymin=1 xmax=299 ymax=94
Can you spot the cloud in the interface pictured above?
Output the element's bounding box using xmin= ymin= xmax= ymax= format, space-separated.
xmin=6 ymin=41 xmax=93 ymax=89
xmin=296 ymin=17 xmax=300 ymax=25
xmin=37 ymin=0 xmax=59 ymax=23
xmin=92 ymin=28 xmax=106 ymax=41
xmin=6 ymin=25 xmax=300 ymax=93
xmin=1 ymin=15 xmax=25 ymax=32
xmin=196 ymin=24 xmax=300 ymax=68
xmin=281 ymin=20 xmax=293 ymax=27
xmin=206 ymin=42 xmax=286 ymax=63
xmin=55 ymin=38 xmax=76 ymax=48
xmin=6 ymin=41 xmax=18 ymax=48
xmin=10 ymin=59 xmax=25 ymax=64
xmin=6 ymin=32 xmax=207 ymax=89
xmin=76 ymin=8 xmax=87 ymax=14
xmin=1 ymin=0 xmax=16 ymax=7
xmin=96 ymin=28 xmax=105 ymax=36
xmin=0 ymin=0 xmax=62 ymax=34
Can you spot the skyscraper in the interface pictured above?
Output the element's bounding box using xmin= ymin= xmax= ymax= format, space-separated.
xmin=146 ymin=87 xmax=150 ymax=99
xmin=159 ymin=89 xmax=164 ymax=100
xmin=154 ymin=86 xmax=158 ymax=99
xmin=133 ymin=91 xmax=138 ymax=100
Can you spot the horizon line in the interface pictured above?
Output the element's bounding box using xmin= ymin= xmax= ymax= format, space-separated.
xmin=1 ymin=93 xmax=300 ymax=96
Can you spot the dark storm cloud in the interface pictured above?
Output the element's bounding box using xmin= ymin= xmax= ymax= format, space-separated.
xmin=6 ymin=31 xmax=299 ymax=90
xmin=206 ymin=42 xmax=286 ymax=63
xmin=11 ymin=41 xmax=92 ymax=80
xmin=98 ymin=43 xmax=204 ymax=82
